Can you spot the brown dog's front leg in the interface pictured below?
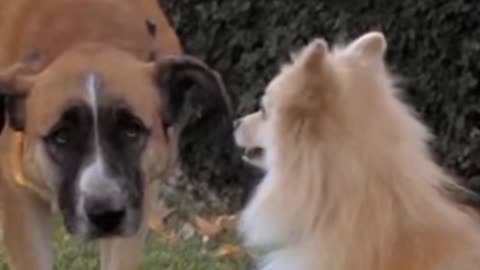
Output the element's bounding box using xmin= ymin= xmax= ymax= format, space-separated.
xmin=1 ymin=185 xmax=52 ymax=270
xmin=100 ymin=225 xmax=148 ymax=270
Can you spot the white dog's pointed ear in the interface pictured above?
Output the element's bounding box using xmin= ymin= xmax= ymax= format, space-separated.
xmin=348 ymin=31 xmax=387 ymax=59
xmin=299 ymin=38 xmax=328 ymax=70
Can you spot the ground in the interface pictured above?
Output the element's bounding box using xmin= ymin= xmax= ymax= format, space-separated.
xmin=0 ymin=181 xmax=253 ymax=270
xmin=0 ymin=228 xmax=250 ymax=270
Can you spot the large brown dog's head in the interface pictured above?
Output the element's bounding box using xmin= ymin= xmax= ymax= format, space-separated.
xmin=0 ymin=43 xmax=231 ymax=239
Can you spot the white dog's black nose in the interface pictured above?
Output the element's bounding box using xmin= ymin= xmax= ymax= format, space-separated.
xmin=84 ymin=196 xmax=126 ymax=233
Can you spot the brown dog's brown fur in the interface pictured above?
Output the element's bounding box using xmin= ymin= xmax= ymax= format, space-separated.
xmin=0 ymin=1 xmax=189 ymax=270
xmin=0 ymin=0 xmax=181 ymax=67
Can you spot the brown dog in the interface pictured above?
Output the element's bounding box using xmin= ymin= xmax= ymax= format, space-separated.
xmin=0 ymin=1 xmax=232 ymax=269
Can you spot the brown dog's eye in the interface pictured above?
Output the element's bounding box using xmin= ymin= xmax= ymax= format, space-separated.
xmin=121 ymin=122 xmax=143 ymax=141
xmin=45 ymin=104 xmax=90 ymax=148
xmin=54 ymin=130 xmax=68 ymax=145
xmin=114 ymin=108 xmax=149 ymax=144
xmin=50 ymin=127 xmax=71 ymax=146
xmin=124 ymin=129 xmax=139 ymax=139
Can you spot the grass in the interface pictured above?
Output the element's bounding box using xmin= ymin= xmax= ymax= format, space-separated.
xmin=0 ymin=221 xmax=251 ymax=270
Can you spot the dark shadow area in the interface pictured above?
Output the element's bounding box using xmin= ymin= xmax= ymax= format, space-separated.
xmin=160 ymin=0 xmax=480 ymax=210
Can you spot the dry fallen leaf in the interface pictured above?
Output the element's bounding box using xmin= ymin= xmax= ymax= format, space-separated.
xmin=194 ymin=214 xmax=239 ymax=239
xmin=215 ymin=243 xmax=244 ymax=259
xmin=147 ymin=199 xmax=178 ymax=243
xmin=148 ymin=215 xmax=177 ymax=243
xmin=154 ymin=199 xmax=176 ymax=221
xmin=216 ymin=214 xmax=239 ymax=231
xmin=194 ymin=216 xmax=224 ymax=238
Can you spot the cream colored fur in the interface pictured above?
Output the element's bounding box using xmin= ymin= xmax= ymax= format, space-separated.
xmin=234 ymin=31 xmax=480 ymax=270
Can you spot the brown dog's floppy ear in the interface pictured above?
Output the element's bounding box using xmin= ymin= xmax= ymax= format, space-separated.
xmin=0 ymin=53 xmax=42 ymax=133
xmin=155 ymin=55 xmax=232 ymax=126
xmin=153 ymin=55 xmax=234 ymax=178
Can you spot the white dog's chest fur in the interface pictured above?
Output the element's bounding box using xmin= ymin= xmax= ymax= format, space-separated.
xmin=240 ymin=178 xmax=325 ymax=270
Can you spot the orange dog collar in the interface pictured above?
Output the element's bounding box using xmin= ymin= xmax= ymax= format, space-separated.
xmin=10 ymin=131 xmax=51 ymax=202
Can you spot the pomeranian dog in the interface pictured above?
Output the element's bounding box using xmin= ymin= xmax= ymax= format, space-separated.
xmin=234 ymin=31 xmax=480 ymax=270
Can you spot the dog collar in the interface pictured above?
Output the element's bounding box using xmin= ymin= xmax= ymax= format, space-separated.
xmin=11 ymin=131 xmax=51 ymax=202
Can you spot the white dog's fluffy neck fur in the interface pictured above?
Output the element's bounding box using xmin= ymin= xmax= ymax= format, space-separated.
xmin=238 ymin=32 xmax=480 ymax=270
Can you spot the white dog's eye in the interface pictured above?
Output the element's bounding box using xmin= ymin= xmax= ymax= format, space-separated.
xmin=259 ymin=97 xmax=268 ymax=119
xmin=260 ymin=105 xmax=267 ymax=118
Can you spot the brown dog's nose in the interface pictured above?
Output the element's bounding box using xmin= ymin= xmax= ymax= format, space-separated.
xmin=233 ymin=119 xmax=241 ymax=130
xmin=85 ymin=196 xmax=126 ymax=233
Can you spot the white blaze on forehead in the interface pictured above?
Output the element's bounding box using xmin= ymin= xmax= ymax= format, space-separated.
xmin=79 ymin=72 xmax=109 ymax=195
xmin=86 ymin=72 xmax=100 ymax=118
xmin=85 ymin=72 xmax=101 ymax=158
